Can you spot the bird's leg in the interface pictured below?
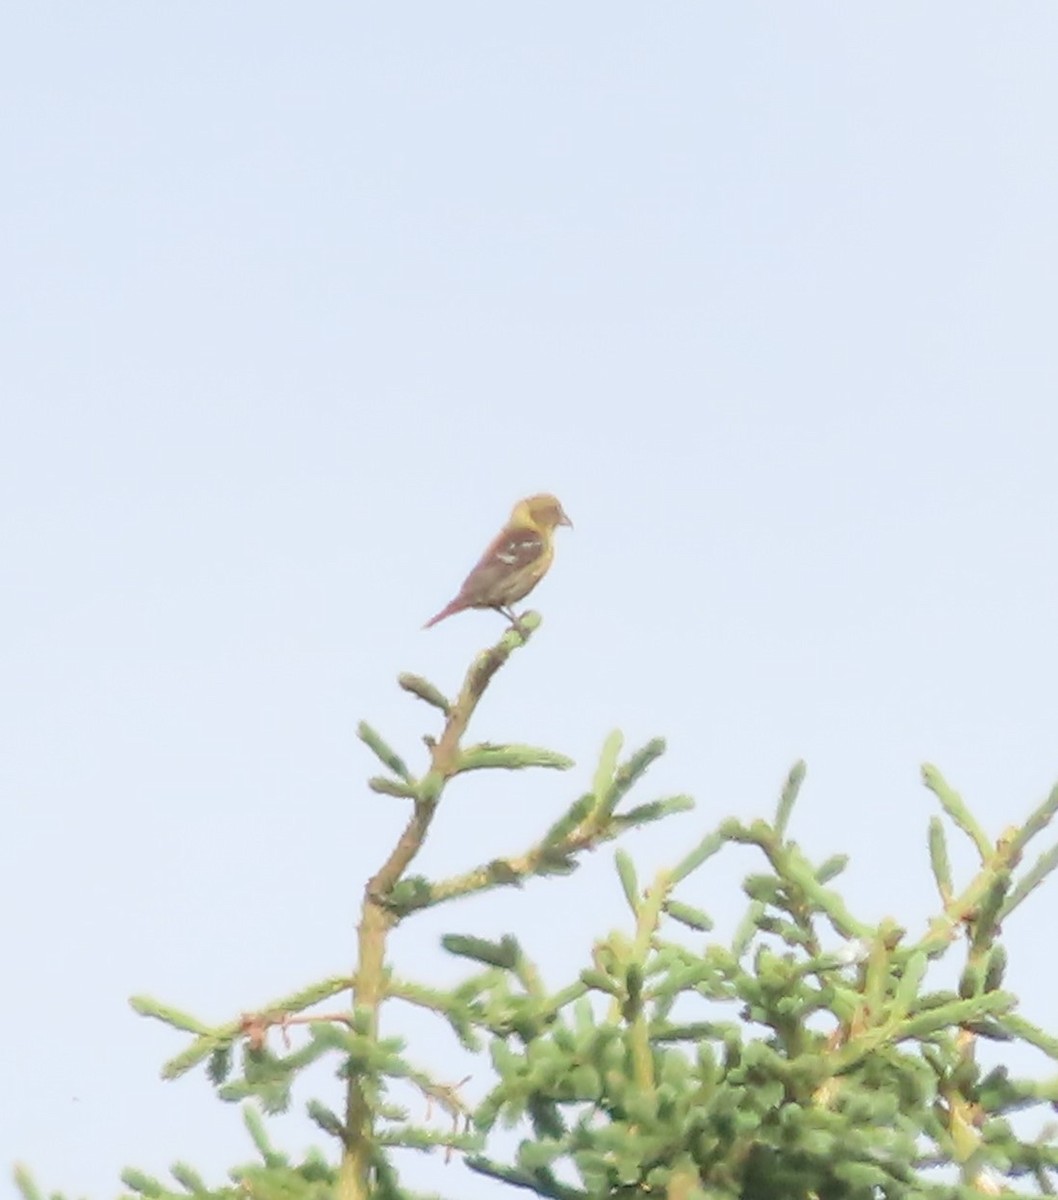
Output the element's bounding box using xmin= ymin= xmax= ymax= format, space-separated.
xmin=495 ymin=605 xmax=528 ymax=636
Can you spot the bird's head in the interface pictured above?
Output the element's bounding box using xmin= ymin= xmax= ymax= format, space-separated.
xmin=515 ymin=493 xmax=573 ymax=532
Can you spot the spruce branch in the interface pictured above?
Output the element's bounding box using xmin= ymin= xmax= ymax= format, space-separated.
xmin=918 ymin=837 xmax=1023 ymax=959
xmin=397 ymin=672 xmax=450 ymax=715
xmin=670 ymin=828 xmax=726 ymax=884
xmin=131 ymin=977 xmax=354 ymax=1080
xmin=773 ymin=759 xmax=806 ymax=839
xmin=998 ymin=1013 xmax=1058 ymax=1061
xmin=929 ymin=815 xmax=954 ymax=904
xmin=377 ymin=735 xmax=681 ymax=917
xmin=1009 ymin=780 xmax=1058 ymax=858
xmin=922 ymin=764 xmax=993 ymax=861
xmin=357 ymin=721 xmax=413 ymax=783
xmin=454 ymin=742 xmax=574 ymax=773
xmin=609 ymin=794 xmax=695 ymax=832
xmin=722 ymin=816 xmax=874 ymax=944
xmin=615 ymin=848 xmax=640 ymax=913
xmin=1001 ymin=840 xmax=1058 ymax=920
xmin=661 ymin=898 xmax=714 ymax=933
xmin=342 ymin=617 xmax=540 ymax=1200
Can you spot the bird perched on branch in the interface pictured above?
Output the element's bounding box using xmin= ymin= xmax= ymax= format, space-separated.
xmin=424 ymin=493 xmax=573 ymax=629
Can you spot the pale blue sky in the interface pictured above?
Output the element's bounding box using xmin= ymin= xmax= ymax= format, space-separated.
xmin=4 ymin=4 xmax=1058 ymax=1196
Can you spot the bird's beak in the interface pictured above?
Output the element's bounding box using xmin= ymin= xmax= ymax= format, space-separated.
xmin=559 ymin=508 xmax=573 ymax=529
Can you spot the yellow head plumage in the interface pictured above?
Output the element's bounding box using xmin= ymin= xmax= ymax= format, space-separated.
xmin=510 ymin=493 xmax=573 ymax=532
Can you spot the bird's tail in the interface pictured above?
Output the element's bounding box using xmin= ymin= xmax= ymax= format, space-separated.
xmin=423 ymin=597 xmax=466 ymax=628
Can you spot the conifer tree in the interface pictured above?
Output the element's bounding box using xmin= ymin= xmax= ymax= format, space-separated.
xmin=15 ymin=616 xmax=1058 ymax=1199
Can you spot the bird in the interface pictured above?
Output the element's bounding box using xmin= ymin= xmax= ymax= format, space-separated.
xmin=424 ymin=493 xmax=573 ymax=628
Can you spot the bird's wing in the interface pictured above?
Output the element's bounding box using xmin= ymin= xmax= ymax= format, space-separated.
xmin=457 ymin=526 xmax=546 ymax=605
